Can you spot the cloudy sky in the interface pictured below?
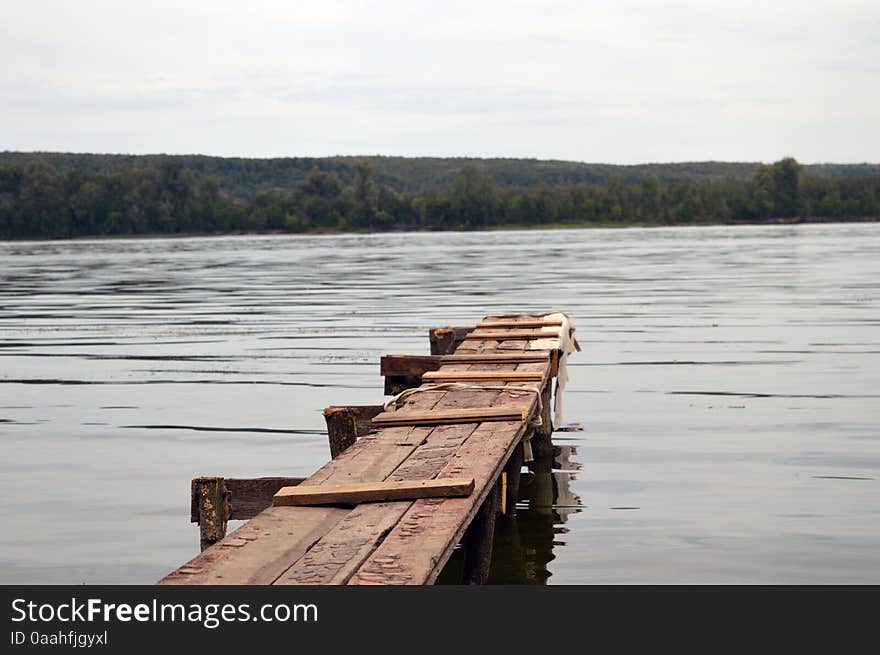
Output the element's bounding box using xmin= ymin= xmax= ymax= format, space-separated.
xmin=2 ymin=0 xmax=878 ymax=163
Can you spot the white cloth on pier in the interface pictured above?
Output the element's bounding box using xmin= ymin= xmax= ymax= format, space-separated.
xmin=523 ymin=312 xmax=579 ymax=429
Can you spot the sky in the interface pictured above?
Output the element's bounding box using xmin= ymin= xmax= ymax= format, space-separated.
xmin=2 ymin=0 xmax=878 ymax=163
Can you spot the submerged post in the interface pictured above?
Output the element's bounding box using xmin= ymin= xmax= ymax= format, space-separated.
xmin=531 ymin=382 xmax=553 ymax=451
xmin=461 ymin=480 xmax=501 ymax=585
xmin=502 ymin=442 xmax=525 ymax=518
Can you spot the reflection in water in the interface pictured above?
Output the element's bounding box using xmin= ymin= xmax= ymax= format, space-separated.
xmin=489 ymin=444 xmax=582 ymax=584
xmin=438 ymin=442 xmax=582 ymax=584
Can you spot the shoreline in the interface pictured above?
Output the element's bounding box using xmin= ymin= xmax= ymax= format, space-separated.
xmin=1 ymin=216 xmax=878 ymax=243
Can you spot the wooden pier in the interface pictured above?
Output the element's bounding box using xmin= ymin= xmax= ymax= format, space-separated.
xmin=159 ymin=312 xmax=578 ymax=585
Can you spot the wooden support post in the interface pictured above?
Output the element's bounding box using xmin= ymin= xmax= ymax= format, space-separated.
xmin=502 ymin=442 xmax=525 ymax=519
xmin=323 ymin=405 xmax=383 ymax=457
xmin=461 ymin=480 xmax=500 ymax=585
xmin=382 ymin=355 xmax=441 ymax=395
xmin=429 ymin=327 xmax=456 ymax=355
xmin=327 ymin=405 xmax=384 ymax=436
xmin=428 ymin=327 xmax=471 ymax=355
xmin=531 ymin=381 xmax=553 ymax=453
xmin=524 ymin=441 xmax=555 ymax=517
xmin=192 ymin=477 xmax=305 ymax=524
xmin=191 ymin=477 xmax=230 ymax=552
xmin=384 ymin=375 xmax=422 ymax=396
xmin=380 ymin=354 xmax=443 ymax=377
xmin=324 ymin=407 xmax=359 ymax=459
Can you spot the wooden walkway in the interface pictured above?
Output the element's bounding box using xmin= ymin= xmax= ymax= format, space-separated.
xmin=159 ymin=312 xmax=577 ymax=585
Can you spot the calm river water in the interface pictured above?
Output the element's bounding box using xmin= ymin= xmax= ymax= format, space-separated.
xmin=1 ymin=224 xmax=878 ymax=584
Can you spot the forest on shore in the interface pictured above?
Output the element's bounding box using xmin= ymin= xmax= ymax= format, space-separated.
xmin=1 ymin=152 xmax=878 ymax=239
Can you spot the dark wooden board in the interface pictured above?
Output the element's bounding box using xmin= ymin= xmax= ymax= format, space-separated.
xmin=380 ymin=355 xmax=442 ymax=377
xmin=224 ymin=477 xmax=306 ymax=521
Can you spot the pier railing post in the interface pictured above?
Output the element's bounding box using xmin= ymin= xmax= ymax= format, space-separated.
xmin=324 ymin=407 xmax=359 ymax=459
xmin=428 ymin=326 xmax=475 ymax=355
xmin=191 ymin=477 xmax=230 ymax=552
xmin=429 ymin=327 xmax=457 ymax=355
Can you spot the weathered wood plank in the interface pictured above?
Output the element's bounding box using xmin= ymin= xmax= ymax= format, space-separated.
xmin=441 ymin=353 xmax=551 ymax=363
xmin=477 ymin=320 xmax=563 ymax=328
xmin=274 ymin=421 xmax=482 ymax=585
xmin=160 ymin=427 xmax=437 ymax=584
xmin=275 ymin=386 xmax=507 ymax=586
xmin=371 ymin=406 xmax=526 ymax=427
xmin=273 ymin=477 xmax=475 ymax=506
xmin=482 ymin=313 xmax=561 ymax=322
xmin=422 ymin=370 xmax=544 ymax=382
xmin=349 ymin=419 xmax=531 ymax=585
xmin=160 ymin=379 xmax=453 ymax=585
xmin=273 ymin=502 xmax=411 ymax=585
xmin=347 ymin=348 xmax=542 ymax=585
xmin=381 ymin=353 xmax=551 ymax=377
xmin=464 ymin=330 xmax=559 ymax=340
xmin=161 ymin=505 xmax=351 ymax=584
xmin=162 ymin=312 xmax=571 ymax=586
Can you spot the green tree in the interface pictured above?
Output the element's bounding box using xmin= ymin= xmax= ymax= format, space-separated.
xmin=451 ymin=166 xmax=496 ymax=227
xmin=639 ymin=174 xmax=661 ymax=220
xmin=752 ymin=158 xmax=801 ymax=218
xmin=771 ymin=157 xmax=801 ymax=217
xmin=352 ymin=161 xmax=376 ymax=228
xmin=300 ymin=165 xmax=341 ymax=199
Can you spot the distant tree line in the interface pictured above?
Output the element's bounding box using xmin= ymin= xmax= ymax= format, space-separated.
xmin=2 ymin=151 xmax=879 ymax=197
xmin=1 ymin=158 xmax=878 ymax=240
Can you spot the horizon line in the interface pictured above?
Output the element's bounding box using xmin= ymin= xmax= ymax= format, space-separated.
xmin=2 ymin=150 xmax=878 ymax=168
